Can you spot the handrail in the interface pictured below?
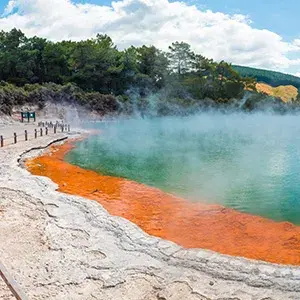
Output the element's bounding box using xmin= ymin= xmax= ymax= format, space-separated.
xmin=0 ymin=123 xmax=71 ymax=147
xmin=0 ymin=262 xmax=28 ymax=300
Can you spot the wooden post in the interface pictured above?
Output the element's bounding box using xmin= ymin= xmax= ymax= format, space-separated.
xmin=46 ymin=128 xmax=48 ymax=135
xmin=54 ymin=126 xmax=57 ymax=134
xmin=14 ymin=133 xmax=17 ymax=144
xmin=34 ymin=129 xmax=37 ymax=139
xmin=40 ymin=128 xmax=43 ymax=137
xmin=0 ymin=135 xmax=3 ymax=147
xmin=0 ymin=262 xmax=28 ymax=300
xmin=25 ymin=130 xmax=28 ymax=141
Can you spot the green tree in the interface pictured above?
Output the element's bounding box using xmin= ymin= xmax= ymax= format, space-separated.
xmin=69 ymin=36 xmax=118 ymax=93
xmin=136 ymin=45 xmax=169 ymax=89
xmin=167 ymin=42 xmax=195 ymax=75
xmin=17 ymin=36 xmax=48 ymax=83
xmin=0 ymin=28 xmax=27 ymax=84
xmin=117 ymin=47 xmax=139 ymax=92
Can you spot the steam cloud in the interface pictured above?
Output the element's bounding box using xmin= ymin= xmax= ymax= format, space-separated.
xmin=68 ymin=113 xmax=300 ymax=224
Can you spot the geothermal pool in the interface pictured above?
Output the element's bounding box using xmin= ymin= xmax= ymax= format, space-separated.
xmin=27 ymin=113 xmax=300 ymax=264
xmin=66 ymin=114 xmax=300 ymax=225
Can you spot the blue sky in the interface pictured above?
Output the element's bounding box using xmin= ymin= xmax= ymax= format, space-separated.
xmin=71 ymin=0 xmax=300 ymax=42
xmin=0 ymin=0 xmax=300 ymax=75
xmin=1 ymin=0 xmax=298 ymax=41
xmin=200 ymin=0 xmax=300 ymax=42
xmin=77 ymin=0 xmax=298 ymax=42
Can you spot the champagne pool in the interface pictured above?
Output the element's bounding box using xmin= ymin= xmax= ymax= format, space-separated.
xmin=66 ymin=114 xmax=300 ymax=225
xmin=26 ymin=113 xmax=300 ymax=265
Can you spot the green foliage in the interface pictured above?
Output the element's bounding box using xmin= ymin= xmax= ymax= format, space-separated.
xmin=137 ymin=45 xmax=169 ymax=89
xmin=241 ymin=92 xmax=287 ymax=113
xmin=167 ymin=42 xmax=195 ymax=75
xmin=1 ymin=28 xmax=294 ymax=116
xmin=0 ymin=82 xmax=119 ymax=116
xmin=233 ymin=65 xmax=300 ymax=88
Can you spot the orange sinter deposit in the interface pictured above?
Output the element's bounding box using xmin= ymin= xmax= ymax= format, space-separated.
xmin=26 ymin=140 xmax=300 ymax=266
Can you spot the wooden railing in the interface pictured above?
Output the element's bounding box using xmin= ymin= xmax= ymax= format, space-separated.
xmin=0 ymin=123 xmax=70 ymax=147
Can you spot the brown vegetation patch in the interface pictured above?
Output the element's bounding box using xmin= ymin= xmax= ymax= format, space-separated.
xmin=256 ymin=83 xmax=298 ymax=102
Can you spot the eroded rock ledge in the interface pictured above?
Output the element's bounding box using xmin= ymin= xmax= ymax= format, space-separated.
xmin=0 ymin=134 xmax=300 ymax=300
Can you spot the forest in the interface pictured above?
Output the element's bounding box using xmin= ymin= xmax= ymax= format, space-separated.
xmin=0 ymin=28 xmax=297 ymax=116
xmin=233 ymin=65 xmax=300 ymax=89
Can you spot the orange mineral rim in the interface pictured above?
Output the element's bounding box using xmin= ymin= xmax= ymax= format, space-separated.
xmin=26 ymin=140 xmax=300 ymax=266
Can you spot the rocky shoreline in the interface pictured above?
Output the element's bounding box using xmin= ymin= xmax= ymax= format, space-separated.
xmin=0 ymin=132 xmax=300 ymax=299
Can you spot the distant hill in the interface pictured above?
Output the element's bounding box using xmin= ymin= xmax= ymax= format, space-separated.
xmin=233 ymin=65 xmax=300 ymax=89
xmin=256 ymin=83 xmax=298 ymax=102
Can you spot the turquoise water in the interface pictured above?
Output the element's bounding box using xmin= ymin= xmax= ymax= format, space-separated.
xmin=65 ymin=114 xmax=300 ymax=224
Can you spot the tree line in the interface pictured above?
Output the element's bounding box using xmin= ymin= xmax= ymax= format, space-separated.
xmin=233 ymin=65 xmax=300 ymax=89
xmin=1 ymin=28 xmax=295 ymax=116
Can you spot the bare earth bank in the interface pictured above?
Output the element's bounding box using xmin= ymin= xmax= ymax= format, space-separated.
xmin=0 ymin=132 xmax=300 ymax=300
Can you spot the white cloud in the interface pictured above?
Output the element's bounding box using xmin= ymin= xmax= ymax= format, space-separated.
xmin=1 ymin=0 xmax=300 ymax=73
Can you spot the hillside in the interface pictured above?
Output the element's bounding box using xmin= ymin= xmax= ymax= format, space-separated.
xmin=233 ymin=65 xmax=300 ymax=89
xmin=256 ymin=83 xmax=298 ymax=102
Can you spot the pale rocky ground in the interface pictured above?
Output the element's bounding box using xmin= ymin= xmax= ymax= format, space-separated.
xmin=0 ymin=124 xmax=300 ymax=299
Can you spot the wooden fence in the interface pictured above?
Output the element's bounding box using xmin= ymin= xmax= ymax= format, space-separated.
xmin=0 ymin=123 xmax=70 ymax=147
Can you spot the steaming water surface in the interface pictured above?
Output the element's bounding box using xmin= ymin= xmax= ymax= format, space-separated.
xmin=66 ymin=114 xmax=300 ymax=224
